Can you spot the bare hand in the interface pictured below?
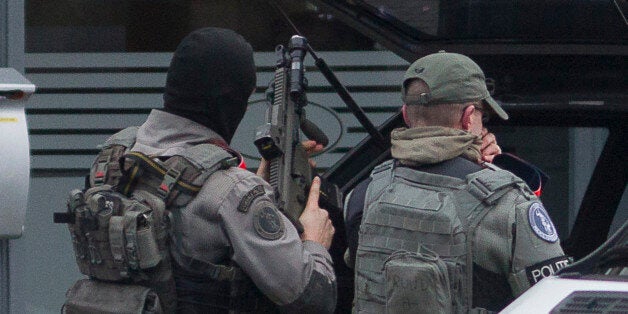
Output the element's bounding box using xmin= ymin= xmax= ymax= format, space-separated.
xmin=302 ymin=140 xmax=325 ymax=168
xmin=480 ymin=128 xmax=501 ymax=163
xmin=256 ymin=140 xmax=325 ymax=180
xmin=299 ymin=177 xmax=334 ymax=249
xmin=256 ymin=158 xmax=270 ymax=181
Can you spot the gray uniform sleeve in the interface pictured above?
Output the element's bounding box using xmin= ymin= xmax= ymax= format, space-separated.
xmin=475 ymin=189 xmax=569 ymax=298
xmin=217 ymin=169 xmax=337 ymax=312
xmin=507 ymin=197 xmax=569 ymax=296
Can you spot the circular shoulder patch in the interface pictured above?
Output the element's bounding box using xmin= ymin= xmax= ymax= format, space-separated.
xmin=253 ymin=206 xmax=285 ymax=240
xmin=528 ymin=202 xmax=558 ymax=243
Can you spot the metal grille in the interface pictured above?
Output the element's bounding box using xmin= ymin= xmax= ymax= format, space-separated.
xmin=550 ymin=291 xmax=628 ymax=314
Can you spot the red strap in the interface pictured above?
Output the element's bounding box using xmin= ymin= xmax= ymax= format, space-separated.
xmin=534 ymin=181 xmax=542 ymax=197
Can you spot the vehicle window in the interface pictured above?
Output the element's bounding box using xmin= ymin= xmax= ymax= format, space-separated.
xmin=353 ymin=0 xmax=626 ymax=42
xmin=25 ymin=0 xmax=376 ymax=52
xmin=610 ymin=186 xmax=627 ymax=236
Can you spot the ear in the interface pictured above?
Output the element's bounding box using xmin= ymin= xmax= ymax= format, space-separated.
xmin=461 ymin=105 xmax=475 ymax=131
xmin=402 ymin=104 xmax=410 ymax=127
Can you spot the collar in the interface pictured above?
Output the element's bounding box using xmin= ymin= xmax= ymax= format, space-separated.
xmin=131 ymin=109 xmax=227 ymax=157
xmin=390 ymin=126 xmax=482 ymax=167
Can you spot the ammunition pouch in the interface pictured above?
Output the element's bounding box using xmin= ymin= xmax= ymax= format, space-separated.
xmin=62 ymin=279 xmax=162 ymax=314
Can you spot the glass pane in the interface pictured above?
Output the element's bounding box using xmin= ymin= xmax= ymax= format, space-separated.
xmin=354 ymin=0 xmax=626 ymax=42
xmin=25 ymin=0 xmax=376 ymax=52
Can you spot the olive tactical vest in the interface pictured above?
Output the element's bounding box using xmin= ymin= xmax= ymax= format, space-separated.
xmin=56 ymin=127 xmax=240 ymax=313
xmin=354 ymin=160 xmax=527 ymax=314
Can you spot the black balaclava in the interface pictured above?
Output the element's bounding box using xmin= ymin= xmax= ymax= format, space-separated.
xmin=163 ymin=27 xmax=256 ymax=144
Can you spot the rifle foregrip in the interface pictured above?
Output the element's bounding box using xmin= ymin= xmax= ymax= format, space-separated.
xmin=301 ymin=118 xmax=329 ymax=146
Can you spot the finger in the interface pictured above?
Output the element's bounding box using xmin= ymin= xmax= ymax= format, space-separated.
xmin=309 ymin=159 xmax=317 ymax=168
xmin=302 ymin=140 xmax=317 ymax=151
xmin=482 ymin=143 xmax=501 ymax=156
xmin=482 ymin=146 xmax=501 ymax=163
xmin=482 ymin=154 xmax=496 ymax=163
xmin=481 ymin=127 xmax=488 ymax=137
xmin=481 ymin=133 xmax=497 ymax=149
xmin=306 ymin=176 xmax=321 ymax=209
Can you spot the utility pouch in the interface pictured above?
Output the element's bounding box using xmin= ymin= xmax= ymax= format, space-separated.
xmin=62 ymin=279 xmax=163 ymax=314
xmin=55 ymin=129 xmax=234 ymax=314
xmin=66 ymin=186 xmax=164 ymax=281
xmin=383 ymin=249 xmax=452 ymax=314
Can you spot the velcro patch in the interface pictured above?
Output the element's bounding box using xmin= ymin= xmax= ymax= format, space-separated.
xmin=253 ymin=206 xmax=285 ymax=240
xmin=525 ymin=256 xmax=571 ymax=285
xmin=528 ymin=202 xmax=558 ymax=242
xmin=237 ymin=185 xmax=265 ymax=213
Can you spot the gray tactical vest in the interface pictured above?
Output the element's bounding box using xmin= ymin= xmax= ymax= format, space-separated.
xmin=58 ymin=127 xmax=244 ymax=313
xmin=354 ymin=159 xmax=526 ymax=314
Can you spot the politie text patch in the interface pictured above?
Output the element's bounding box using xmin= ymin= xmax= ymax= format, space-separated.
xmin=238 ymin=185 xmax=265 ymax=213
xmin=528 ymin=202 xmax=558 ymax=242
xmin=525 ymin=256 xmax=571 ymax=285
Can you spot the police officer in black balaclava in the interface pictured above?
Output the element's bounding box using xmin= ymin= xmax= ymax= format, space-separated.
xmin=119 ymin=27 xmax=336 ymax=313
xmin=163 ymin=27 xmax=256 ymax=144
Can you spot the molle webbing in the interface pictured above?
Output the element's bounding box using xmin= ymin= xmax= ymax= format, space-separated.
xmin=90 ymin=126 xmax=139 ymax=187
xmin=356 ymin=161 xmax=474 ymax=313
xmin=355 ymin=159 xmax=523 ymax=313
xmin=92 ymin=145 xmax=127 ymax=187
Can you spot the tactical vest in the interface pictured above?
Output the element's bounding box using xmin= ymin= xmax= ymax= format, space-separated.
xmin=55 ymin=127 xmax=256 ymax=313
xmin=354 ymin=159 xmax=528 ymax=314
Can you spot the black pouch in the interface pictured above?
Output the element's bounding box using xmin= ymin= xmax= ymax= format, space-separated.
xmin=62 ymin=279 xmax=163 ymax=314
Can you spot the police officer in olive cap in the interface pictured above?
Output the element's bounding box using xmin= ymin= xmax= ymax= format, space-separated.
xmin=95 ymin=28 xmax=336 ymax=313
xmin=344 ymin=51 xmax=569 ymax=313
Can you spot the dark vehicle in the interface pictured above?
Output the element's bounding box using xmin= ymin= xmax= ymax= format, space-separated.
xmin=304 ymin=1 xmax=627 ymax=312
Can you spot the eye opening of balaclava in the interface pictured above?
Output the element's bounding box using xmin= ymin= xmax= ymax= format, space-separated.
xmin=163 ymin=27 xmax=256 ymax=144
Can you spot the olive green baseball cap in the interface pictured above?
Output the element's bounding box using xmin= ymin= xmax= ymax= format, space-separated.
xmin=402 ymin=51 xmax=509 ymax=120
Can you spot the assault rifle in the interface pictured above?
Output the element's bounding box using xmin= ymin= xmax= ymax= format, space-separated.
xmin=254 ymin=35 xmax=334 ymax=232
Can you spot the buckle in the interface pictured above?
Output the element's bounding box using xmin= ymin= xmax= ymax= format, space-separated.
xmin=158 ymin=167 xmax=181 ymax=199
xmin=402 ymin=92 xmax=431 ymax=106
xmin=93 ymin=159 xmax=109 ymax=185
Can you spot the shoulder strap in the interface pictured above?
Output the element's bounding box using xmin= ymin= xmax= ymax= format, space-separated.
xmin=119 ymin=143 xmax=238 ymax=206
xmin=174 ymin=143 xmax=237 ymax=182
xmin=466 ymin=163 xmax=530 ymax=205
xmin=364 ymin=159 xmax=395 ymax=207
xmin=462 ymin=163 xmax=530 ymax=309
xmin=99 ymin=126 xmax=139 ymax=149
